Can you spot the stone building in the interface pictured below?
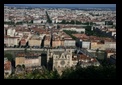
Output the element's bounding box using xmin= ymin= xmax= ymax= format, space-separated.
xmin=47 ymin=49 xmax=72 ymax=73
xmin=47 ymin=49 xmax=100 ymax=74
xmin=15 ymin=53 xmax=41 ymax=68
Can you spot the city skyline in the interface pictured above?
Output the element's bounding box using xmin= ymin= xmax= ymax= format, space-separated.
xmin=4 ymin=4 xmax=116 ymax=8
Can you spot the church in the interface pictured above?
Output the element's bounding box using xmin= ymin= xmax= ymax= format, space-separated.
xmin=47 ymin=49 xmax=73 ymax=74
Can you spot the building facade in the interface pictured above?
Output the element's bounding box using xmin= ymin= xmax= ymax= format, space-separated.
xmin=15 ymin=53 xmax=41 ymax=68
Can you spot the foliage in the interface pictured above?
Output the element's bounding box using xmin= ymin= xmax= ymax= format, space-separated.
xmin=84 ymin=26 xmax=110 ymax=37
xmin=75 ymin=39 xmax=82 ymax=48
xmin=4 ymin=53 xmax=13 ymax=61
xmin=6 ymin=64 xmax=116 ymax=79
xmin=16 ymin=22 xmax=23 ymax=25
xmin=24 ymin=48 xmax=28 ymax=54
xmin=59 ymin=20 xmax=82 ymax=24
xmin=63 ymin=30 xmax=78 ymax=40
xmin=46 ymin=11 xmax=52 ymax=23
xmin=7 ymin=68 xmax=60 ymax=79
xmin=22 ymin=64 xmax=25 ymax=69
xmin=105 ymin=21 xmax=113 ymax=25
xmin=61 ymin=65 xmax=116 ymax=79
xmin=57 ymin=25 xmax=60 ymax=29
xmin=16 ymin=64 xmax=22 ymax=68
xmin=4 ymin=21 xmax=15 ymax=25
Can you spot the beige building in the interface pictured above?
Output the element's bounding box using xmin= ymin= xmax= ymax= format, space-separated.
xmin=28 ymin=35 xmax=42 ymax=47
xmin=52 ymin=36 xmax=64 ymax=47
xmin=52 ymin=40 xmax=61 ymax=47
xmin=24 ymin=56 xmax=41 ymax=67
xmin=105 ymin=49 xmax=116 ymax=59
xmin=15 ymin=54 xmax=25 ymax=67
xmin=44 ymin=36 xmax=51 ymax=47
xmin=104 ymin=41 xmax=116 ymax=49
xmin=90 ymin=41 xmax=105 ymax=50
xmin=15 ymin=53 xmax=41 ymax=68
xmin=90 ymin=41 xmax=116 ymax=50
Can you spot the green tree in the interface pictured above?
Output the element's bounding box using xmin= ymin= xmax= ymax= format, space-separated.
xmin=61 ymin=65 xmax=116 ymax=79
xmin=61 ymin=20 xmax=66 ymax=24
xmin=96 ymin=48 xmax=99 ymax=57
xmin=4 ymin=53 xmax=13 ymax=61
xmin=63 ymin=30 xmax=77 ymax=40
xmin=46 ymin=11 xmax=52 ymax=23
xmin=22 ymin=64 xmax=25 ymax=70
xmin=57 ymin=25 xmax=60 ymax=29
xmin=24 ymin=48 xmax=27 ymax=54
xmin=105 ymin=21 xmax=113 ymax=25
xmin=16 ymin=64 xmax=21 ymax=68
xmin=81 ymin=31 xmax=84 ymax=34
xmin=70 ymin=20 xmax=75 ymax=24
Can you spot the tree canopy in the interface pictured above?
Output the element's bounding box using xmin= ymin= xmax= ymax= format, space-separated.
xmin=63 ymin=30 xmax=78 ymax=40
xmin=4 ymin=53 xmax=13 ymax=61
xmin=6 ymin=64 xmax=116 ymax=79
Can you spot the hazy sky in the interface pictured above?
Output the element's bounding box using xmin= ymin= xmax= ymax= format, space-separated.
xmin=5 ymin=4 xmax=116 ymax=8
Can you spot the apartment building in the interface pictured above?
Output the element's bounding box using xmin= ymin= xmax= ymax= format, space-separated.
xmin=7 ymin=28 xmax=15 ymax=37
xmin=4 ymin=35 xmax=20 ymax=46
xmin=44 ymin=35 xmax=51 ymax=47
xmin=28 ymin=35 xmax=42 ymax=47
xmin=64 ymin=39 xmax=76 ymax=47
xmin=15 ymin=53 xmax=41 ymax=68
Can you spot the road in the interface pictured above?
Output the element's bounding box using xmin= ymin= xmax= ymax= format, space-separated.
xmin=80 ymin=49 xmax=96 ymax=58
xmin=4 ymin=48 xmax=96 ymax=57
xmin=4 ymin=48 xmax=75 ymax=51
xmin=26 ymin=23 xmax=92 ymax=27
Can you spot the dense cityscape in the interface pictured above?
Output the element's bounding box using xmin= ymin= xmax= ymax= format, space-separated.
xmin=4 ymin=4 xmax=116 ymax=79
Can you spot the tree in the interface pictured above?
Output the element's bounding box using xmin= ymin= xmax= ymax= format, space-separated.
xmin=36 ymin=32 xmax=40 ymax=36
xmin=51 ymin=69 xmax=60 ymax=79
xmin=81 ymin=31 xmax=84 ymax=34
xmin=46 ymin=11 xmax=52 ymax=23
xmin=75 ymin=20 xmax=81 ymax=24
xmin=22 ymin=64 xmax=25 ymax=69
xmin=4 ymin=44 xmax=6 ymax=48
xmin=16 ymin=64 xmax=21 ymax=68
xmin=24 ymin=48 xmax=27 ymax=54
xmin=57 ymin=25 xmax=60 ymax=29
xmin=61 ymin=20 xmax=66 ymax=24
xmin=70 ymin=20 xmax=75 ymax=24
xmin=63 ymin=30 xmax=77 ymax=40
xmin=25 ymin=41 xmax=29 ymax=47
xmin=96 ymin=48 xmax=99 ymax=57
xmin=14 ymin=45 xmax=17 ymax=48
xmin=4 ymin=53 xmax=13 ymax=61
xmin=105 ymin=21 xmax=113 ymax=25
xmin=61 ymin=65 xmax=116 ymax=79
xmin=75 ymin=39 xmax=82 ymax=49
xmin=30 ymin=20 xmax=33 ymax=23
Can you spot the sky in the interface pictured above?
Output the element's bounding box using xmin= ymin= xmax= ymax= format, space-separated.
xmin=4 ymin=4 xmax=116 ymax=8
